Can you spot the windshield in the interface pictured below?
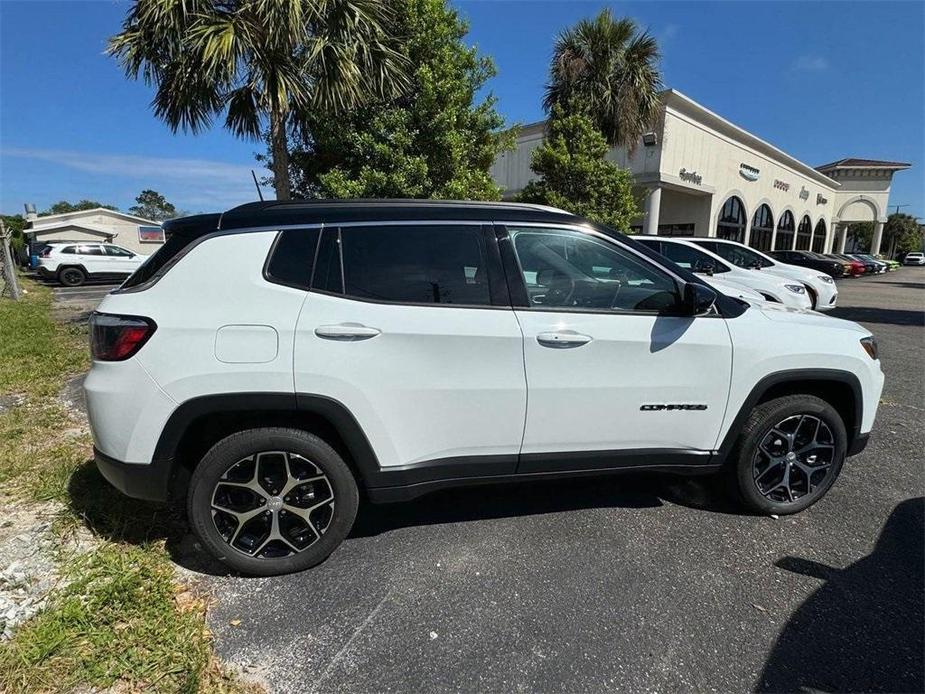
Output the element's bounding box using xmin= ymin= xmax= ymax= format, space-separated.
xmin=697 ymin=241 xmax=773 ymax=269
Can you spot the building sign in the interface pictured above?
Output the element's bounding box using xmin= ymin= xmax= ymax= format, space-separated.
xmin=138 ymin=225 xmax=165 ymax=243
xmin=678 ymin=168 xmax=703 ymax=185
xmin=773 ymin=179 xmax=790 ymax=192
xmin=739 ymin=163 xmax=760 ymax=181
xmin=817 ymin=193 xmax=828 ymax=205
xmin=799 ymin=186 xmax=809 ymax=201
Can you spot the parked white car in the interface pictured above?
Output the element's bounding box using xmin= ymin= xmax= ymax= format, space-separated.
xmin=636 ymin=237 xmax=813 ymax=310
xmin=903 ymin=252 xmax=925 ymax=266
xmin=683 ymin=238 xmax=838 ymax=311
xmin=85 ymin=200 xmax=883 ymax=575
xmin=37 ymin=242 xmax=149 ymax=286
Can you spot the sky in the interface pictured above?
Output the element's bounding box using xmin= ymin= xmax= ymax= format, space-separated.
xmin=1 ymin=0 xmax=923 ymax=218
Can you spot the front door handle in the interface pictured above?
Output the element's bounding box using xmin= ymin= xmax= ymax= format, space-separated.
xmin=315 ymin=323 xmax=381 ymax=341
xmin=536 ymin=331 xmax=593 ymax=348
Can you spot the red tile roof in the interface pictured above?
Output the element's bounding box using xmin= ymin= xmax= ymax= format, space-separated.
xmin=816 ymin=158 xmax=911 ymax=171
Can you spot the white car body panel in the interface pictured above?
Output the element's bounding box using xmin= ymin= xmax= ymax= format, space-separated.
xmin=293 ymin=292 xmax=527 ymax=468
xmin=39 ymin=242 xmax=148 ymax=278
xmin=514 ymin=310 xmax=732 ymax=453
xmin=703 ymin=276 xmax=763 ymax=301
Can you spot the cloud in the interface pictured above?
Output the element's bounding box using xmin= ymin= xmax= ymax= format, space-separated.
xmin=792 ymin=55 xmax=829 ymax=72
xmin=1 ymin=147 xmax=269 ymax=209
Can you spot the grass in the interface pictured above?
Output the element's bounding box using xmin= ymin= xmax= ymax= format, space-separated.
xmin=0 ymin=278 xmax=257 ymax=693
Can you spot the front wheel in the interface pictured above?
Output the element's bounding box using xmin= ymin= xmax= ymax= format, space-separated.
xmin=731 ymin=395 xmax=847 ymax=515
xmin=187 ymin=427 xmax=359 ymax=576
xmin=58 ymin=266 xmax=86 ymax=287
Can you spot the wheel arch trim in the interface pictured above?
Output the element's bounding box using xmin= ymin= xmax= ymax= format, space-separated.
xmin=715 ymin=368 xmax=863 ymax=465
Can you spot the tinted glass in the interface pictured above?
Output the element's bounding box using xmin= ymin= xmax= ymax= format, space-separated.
xmin=78 ymin=245 xmax=103 ymax=255
xmin=510 ymin=228 xmax=680 ymax=312
xmin=698 ymin=241 xmax=772 ymax=268
xmin=103 ymin=245 xmax=134 ymax=257
xmin=265 ymin=228 xmax=320 ymax=289
xmin=60 ymin=246 xmax=76 ymax=254
xmin=312 ymin=227 xmax=343 ymax=294
xmin=340 ymin=225 xmax=490 ymax=305
xmin=658 ymin=241 xmax=730 ymax=274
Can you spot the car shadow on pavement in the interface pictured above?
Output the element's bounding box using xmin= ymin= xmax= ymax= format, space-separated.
xmin=756 ymin=497 xmax=924 ymax=693
xmin=830 ymin=306 xmax=925 ymax=327
xmin=351 ymin=472 xmax=741 ymax=538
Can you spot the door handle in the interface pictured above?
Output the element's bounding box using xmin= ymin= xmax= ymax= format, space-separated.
xmin=536 ymin=331 xmax=593 ymax=348
xmin=315 ymin=323 xmax=381 ymax=341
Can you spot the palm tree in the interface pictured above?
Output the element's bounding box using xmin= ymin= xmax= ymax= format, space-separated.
xmin=544 ymin=9 xmax=662 ymax=150
xmin=109 ymin=0 xmax=409 ymax=200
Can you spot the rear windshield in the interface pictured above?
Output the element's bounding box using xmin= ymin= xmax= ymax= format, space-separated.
xmin=120 ymin=233 xmax=191 ymax=289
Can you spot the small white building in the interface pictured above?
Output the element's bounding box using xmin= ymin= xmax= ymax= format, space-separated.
xmin=24 ymin=207 xmax=165 ymax=256
xmin=490 ymin=89 xmax=910 ymax=256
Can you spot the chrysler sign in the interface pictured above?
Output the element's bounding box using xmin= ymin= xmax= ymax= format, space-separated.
xmin=739 ymin=163 xmax=760 ymax=182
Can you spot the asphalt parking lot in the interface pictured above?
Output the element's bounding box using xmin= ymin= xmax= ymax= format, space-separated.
xmin=158 ymin=268 xmax=919 ymax=694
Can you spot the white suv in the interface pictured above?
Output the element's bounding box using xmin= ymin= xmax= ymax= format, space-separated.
xmin=636 ymin=237 xmax=813 ymax=310
xmin=682 ymin=238 xmax=838 ymax=311
xmin=903 ymin=252 xmax=925 ymax=266
xmin=37 ymin=242 xmax=148 ymax=286
xmin=85 ymin=201 xmax=884 ymax=575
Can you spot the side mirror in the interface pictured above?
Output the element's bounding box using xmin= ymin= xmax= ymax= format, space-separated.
xmin=684 ymin=282 xmax=717 ymax=316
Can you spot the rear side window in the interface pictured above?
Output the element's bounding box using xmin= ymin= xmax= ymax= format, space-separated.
xmin=265 ymin=228 xmax=321 ymax=289
xmin=60 ymin=246 xmax=76 ymax=254
xmin=78 ymin=245 xmax=103 ymax=255
xmin=339 ymin=225 xmax=491 ymax=306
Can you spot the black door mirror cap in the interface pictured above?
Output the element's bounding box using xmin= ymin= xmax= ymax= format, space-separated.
xmin=684 ymin=282 xmax=718 ymax=316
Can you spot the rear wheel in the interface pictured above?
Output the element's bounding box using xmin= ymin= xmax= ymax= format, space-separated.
xmin=187 ymin=427 xmax=359 ymax=576
xmin=731 ymin=395 xmax=846 ymax=515
xmin=58 ymin=266 xmax=86 ymax=287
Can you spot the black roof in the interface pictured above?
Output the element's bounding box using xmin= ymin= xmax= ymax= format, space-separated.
xmin=217 ymin=199 xmax=581 ymax=231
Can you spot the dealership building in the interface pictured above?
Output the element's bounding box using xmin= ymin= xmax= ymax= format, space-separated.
xmin=490 ymin=89 xmax=910 ymax=256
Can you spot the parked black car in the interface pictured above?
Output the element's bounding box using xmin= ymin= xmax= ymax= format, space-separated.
xmin=849 ymin=254 xmax=887 ymax=274
xmin=771 ymin=250 xmax=845 ymax=278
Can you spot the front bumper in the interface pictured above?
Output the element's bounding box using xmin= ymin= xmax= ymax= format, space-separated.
xmin=95 ymin=447 xmax=173 ymax=502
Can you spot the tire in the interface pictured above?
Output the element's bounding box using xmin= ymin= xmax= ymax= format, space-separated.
xmin=730 ymin=395 xmax=847 ymax=515
xmin=58 ymin=266 xmax=86 ymax=287
xmin=187 ymin=427 xmax=359 ymax=576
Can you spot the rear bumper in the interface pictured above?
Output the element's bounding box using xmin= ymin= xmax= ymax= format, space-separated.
xmin=95 ymin=447 xmax=173 ymax=502
xmin=36 ymin=266 xmax=54 ymax=279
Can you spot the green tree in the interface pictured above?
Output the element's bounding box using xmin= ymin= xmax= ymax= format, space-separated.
xmin=43 ymin=200 xmax=118 ymax=215
xmin=108 ymin=0 xmax=409 ymax=201
xmin=544 ymin=9 xmax=662 ymax=149
xmin=1 ymin=214 xmax=26 ymax=254
xmin=516 ymin=106 xmax=640 ymax=230
xmin=846 ymin=221 xmax=874 ymax=252
xmin=281 ymin=0 xmax=513 ymax=200
xmin=128 ymin=189 xmax=178 ymax=221
xmin=883 ymin=212 xmax=923 ymax=257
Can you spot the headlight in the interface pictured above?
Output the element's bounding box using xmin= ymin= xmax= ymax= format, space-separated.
xmin=817 ymin=275 xmax=834 ymax=284
xmin=860 ymin=336 xmax=878 ymax=360
xmin=785 ymin=284 xmax=806 ymax=294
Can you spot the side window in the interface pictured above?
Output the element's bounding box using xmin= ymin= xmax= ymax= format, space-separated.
xmin=339 ymin=225 xmax=491 ymax=306
xmin=312 ymin=227 xmax=343 ymax=294
xmin=508 ymin=227 xmax=681 ymax=313
xmin=659 ymin=242 xmax=729 ymax=274
xmin=103 ymin=245 xmax=133 ymax=257
xmin=60 ymin=246 xmax=76 ymax=255
xmin=265 ymin=228 xmax=321 ymax=289
xmin=78 ymin=245 xmax=104 ymax=256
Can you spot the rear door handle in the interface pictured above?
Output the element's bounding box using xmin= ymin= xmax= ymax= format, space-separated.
xmin=536 ymin=331 xmax=593 ymax=348
xmin=315 ymin=323 xmax=381 ymax=341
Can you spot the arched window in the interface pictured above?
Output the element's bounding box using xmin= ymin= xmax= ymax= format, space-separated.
xmin=812 ymin=220 xmax=827 ymax=253
xmin=774 ymin=210 xmax=796 ymax=250
xmin=716 ymin=196 xmax=747 ymax=242
xmin=750 ymin=204 xmax=774 ymax=251
xmin=795 ymin=215 xmax=812 ymax=250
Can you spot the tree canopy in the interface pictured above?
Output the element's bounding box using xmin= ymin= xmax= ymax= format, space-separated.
xmin=128 ymin=190 xmax=178 ymax=221
xmin=517 ymin=106 xmax=639 ymax=230
xmin=883 ymin=213 xmax=924 ymax=257
xmin=109 ymin=0 xmax=409 ymax=200
xmin=544 ymin=9 xmax=662 ymax=149
xmin=279 ymin=0 xmax=513 ymax=200
xmin=43 ymin=201 xmax=118 ymax=215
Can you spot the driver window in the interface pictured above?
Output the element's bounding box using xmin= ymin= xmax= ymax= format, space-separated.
xmin=103 ymin=245 xmax=133 ymax=257
xmin=509 ymin=227 xmax=680 ymax=313
xmin=660 ymin=242 xmax=730 ymax=274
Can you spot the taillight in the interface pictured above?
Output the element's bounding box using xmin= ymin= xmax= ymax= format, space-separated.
xmin=40 ymin=248 xmax=51 ymax=258
xmin=89 ymin=313 xmax=157 ymax=361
